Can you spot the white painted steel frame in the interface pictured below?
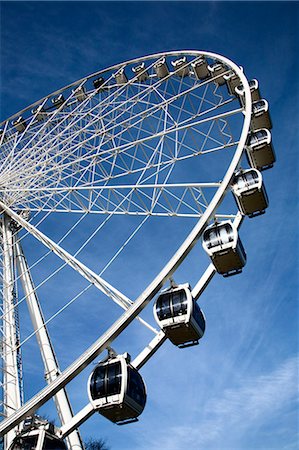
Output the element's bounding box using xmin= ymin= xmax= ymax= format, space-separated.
xmin=1 ymin=51 xmax=240 ymax=217
xmin=0 ymin=50 xmax=251 ymax=438
xmin=15 ymin=240 xmax=83 ymax=450
xmin=1 ymin=214 xmax=21 ymax=449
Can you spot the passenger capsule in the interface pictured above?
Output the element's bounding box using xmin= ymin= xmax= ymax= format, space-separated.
xmin=51 ymin=94 xmax=65 ymax=109
xmin=235 ymin=79 xmax=261 ymax=105
xmin=191 ymin=57 xmax=209 ymax=80
xmin=232 ymin=169 xmax=269 ymax=217
xmin=12 ymin=116 xmax=26 ymax=133
xmin=154 ymin=57 xmax=169 ymax=79
xmin=246 ymin=128 xmax=275 ymax=170
xmin=10 ymin=433 xmax=67 ymax=450
xmin=132 ymin=63 xmax=149 ymax=82
xmin=202 ymin=221 xmax=246 ymax=276
xmin=73 ymin=85 xmax=87 ymax=102
xmin=224 ymin=69 xmax=242 ymax=95
xmin=251 ymin=99 xmax=272 ymax=130
xmin=93 ymin=77 xmax=106 ymax=90
xmin=32 ymin=105 xmax=47 ymax=121
xmin=154 ymin=283 xmax=206 ymax=348
xmin=207 ymin=62 xmax=227 ymax=85
xmin=113 ymin=67 xmax=128 ymax=85
xmin=89 ymin=352 xmax=146 ymax=425
xmin=10 ymin=415 xmax=67 ymax=450
xmin=171 ymin=56 xmax=189 ymax=77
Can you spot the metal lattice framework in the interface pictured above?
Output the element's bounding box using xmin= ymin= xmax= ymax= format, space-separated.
xmin=0 ymin=50 xmax=253 ymax=449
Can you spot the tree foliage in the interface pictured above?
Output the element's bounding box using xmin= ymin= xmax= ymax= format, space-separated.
xmin=84 ymin=437 xmax=110 ymax=450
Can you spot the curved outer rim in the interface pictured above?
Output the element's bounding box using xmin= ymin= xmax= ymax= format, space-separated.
xmin=2 ymin=49 xmax=245 ymax=125
xmin=0 ymin=50 xmax=252 ymax=436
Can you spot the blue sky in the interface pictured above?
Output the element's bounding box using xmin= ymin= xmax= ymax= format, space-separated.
xmin=1 ymin=1 xmax=298 ymax=449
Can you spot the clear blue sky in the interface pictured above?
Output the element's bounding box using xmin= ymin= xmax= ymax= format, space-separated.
xmin=1 ymin=1 xmax=298 ymax=449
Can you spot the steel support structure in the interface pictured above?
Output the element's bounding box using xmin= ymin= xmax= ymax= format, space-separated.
xmin=1 ymin=214 xmax=21 ymax=449
xmin=0 ymin=51 xmax=252 ymax=439
xmin=15 ymin=239 xmax=83 ymax=450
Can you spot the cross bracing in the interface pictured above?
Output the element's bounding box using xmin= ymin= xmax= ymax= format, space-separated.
xmin=0 ymin=53 xmax=241 ymax=218
xmin=0 ymin=51 xmax=252 ymax=448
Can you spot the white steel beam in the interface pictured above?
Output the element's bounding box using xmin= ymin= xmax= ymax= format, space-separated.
xmin=0 ymin=201 xmax=156 ymax=334
xmin=59 ymin=404 xmax=95 ymax=440
xmin=15 ymin=239 xmax=83 ymax=450
xmin=1 ymin=214 xmax=21 ymax=449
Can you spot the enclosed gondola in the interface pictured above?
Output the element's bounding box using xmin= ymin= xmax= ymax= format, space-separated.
xmin=32 ymin=105 xmax=47 ymax=121
xmin=207 ymin=62 xmax=227 ymax=85
xmin=202 ymin=221 xmax=246 ymax=276
xmin=232 ymin=169 xmax=269 ymax=217
xmin=113 ymin=67 xmax=128 ymax=85
xmin=224 ymin=69 xmax=242 ymax=95
xmin=191 ymin=57 xmax=209 ymax=80
xmin=12 ymin=116 xmax=26 ymax=133
xmin=9 ymin=416 xmax=67 ymax=450
xmin=235 ymin=78 xmax=261 ymax=105
xmin=132 ymin=63 xmax=149 ymax=82
xmin=89 ymin=352 xmax=146 ymax=425
xmin=246 ymin=128 xmax=275 ymax=170
xmin=251 ymin=99 xmax=272 ymax=130
xmin=93 ymin=77 xmax=106 ymax=90
xmin=171 ymin=56 xmax=189 ymax=77
xmin=154 ymin=57 xmax=169 ymax=79
xmin=154 ymin=283 xmax=206 ymax=348
xmin=10 ymin=433 xmax=67 ymax=450
xmin=51 ymin=94 xmax=65 ymax=109
xmin=73 ymin=85 xmax=87 ymax=102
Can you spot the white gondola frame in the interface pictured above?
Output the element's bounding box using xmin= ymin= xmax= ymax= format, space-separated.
xmin=207 ymin=62 xmax=227 ymax=85
xmin=232 ymin=168 xmax=269 ymax=217
xmin=88 ymin=353 xmax=146 ymax=424
xmin=202 ymin=221 xmax=246 ymax=276
xmin=153 ymin=283 xmax=206 ymax=347
xmin=235 ymin=78 xmax=261 ymax=105
xmin=246 ymin=128 xmax=275 ymax=170
xmin=251 ymin=99 xmax=272 ymax=130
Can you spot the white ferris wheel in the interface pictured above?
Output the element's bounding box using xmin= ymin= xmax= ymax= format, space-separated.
xmin=0 ymin=50 xmax=275 ymax=449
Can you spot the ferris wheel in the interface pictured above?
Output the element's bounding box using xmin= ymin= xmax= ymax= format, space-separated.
xmin=0 ymin=50 xmax=275 ymax=449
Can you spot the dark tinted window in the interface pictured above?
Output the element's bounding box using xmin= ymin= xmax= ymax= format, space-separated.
xmin=90 ymin=364 xmax=106 ymax=399
xmin=43 ymin=436 xmax=67 ymax=450
xmin=11 ymin=436 xmax=38 ymax=450
xmin=107 ymin=362 xmax=122 ymax=396
xmin=204 ymin=224 xmax=234 ymax=249
xmin=172 ymin=290 xmax=188 ymax=317
xmin=243 ymin=170 xmax=258 ymax=187
xmin=252 ymin=100 xmax=266 ymax=113
xmin=127 ymin=367 xmax=146 ymax=408
xmin=204 ymin=228 xmax=218 ymax=249
xmin=156 ymin=289 xmax=189 ymax=320
xmin=235 ymin=171 xmax=258 ymax=190
xmin=156 ymin=293 xmax=172 ymax=320
xmin=90 ymin=362 xmax=122 ymax=400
